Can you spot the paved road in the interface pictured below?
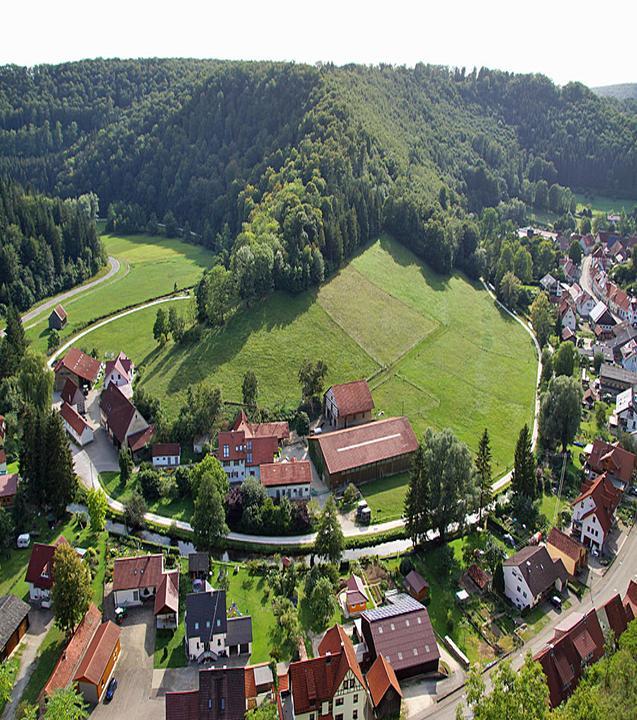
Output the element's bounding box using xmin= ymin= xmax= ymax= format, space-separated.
xmin=23 ymin=256 xmax=120 ymax=327
xmin=418 ymin=526 xmax=637 ymax=720
xmin=580 ymin=254 xmax=622 ymax=323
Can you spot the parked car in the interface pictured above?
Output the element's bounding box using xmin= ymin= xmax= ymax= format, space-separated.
xmin=17 ymin=533 xmax=31 ymax=549
xmin=104 ymin=678 xmax=118 ymax=703
xmin=550 ymin=595 xmax=563 ymax=610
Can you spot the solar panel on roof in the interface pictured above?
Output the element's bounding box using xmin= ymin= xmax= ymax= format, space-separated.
xmin=362 ymin=596 xmax=425 ymax=621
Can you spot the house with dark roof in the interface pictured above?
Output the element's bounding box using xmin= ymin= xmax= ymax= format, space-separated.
xmin=104 ymin=351 xmax=135 ymax=399
xmin=308 ymin=416 xmax=418 ymax=488
xmin=53 ymin=347 xmax=101 ymax=391
xmin=344 ymin=574 xmax=368 ymax=616
xmin=546 ymin=527 xmax=588 ymax=577
xmin=624 ymin=579 xmax=637 ymax=618
xmin=25 ymin=537 xmax=69 ymax=604
xmin=585 ymin=439 xmax=636 ymax=490
xmin=323 ymin=380 xmax=375 ymax=429
xmin=404 ymin=570 xmax=429 ymax=602
xmin=152 ymin=443 xmax=181 ymax=468
xmin=184 ymin=590 xmax=252 ymax=661
xmin=112 ymin=554 xmax=179 ymax=629
xmin=502 ymin=545 xmax=568 ymax=611
xmin=48 ymin=304 xmax=67 ymax=331
xmin=100 ymin=383 xmax=151 ymax=454
xmin=365 ymin=655 xmax=402 ymax=720
xmin=260 ymin=459 xmax=312 ymax=501
xmin=600 ymin=363 xmax=637 ymax=397
xmin=60 ymin=401 xmax=94 ymax=446
xmin=166 ymin=666 xmax=247 ymax=720
xmin=217 ymin=411 xmax=289 ymax=484
xmin=188 ymin=552 xmax=210 ymax=580
xmin=43 ymin=603 xmax=121 ymax=704
xmin=61 ymin=377 xmax=85 ymax=413
xmin=360 ymin=596 xmax=440 ymax=679
xmin=288 ymin=624 xmax=370 ymax=720
xmin=571 ymin=472 xmax=622 ymax=552
xmin=0 ymin=595 xmax=29 ymax=661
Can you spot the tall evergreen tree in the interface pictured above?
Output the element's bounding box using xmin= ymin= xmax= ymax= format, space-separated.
xmin=512 ymin=424 xmax=536 ymax=499
xmin=404 ymin=444 xmax=431 ymax=546
xmin=192 ymin=471 xmax=228 ymax=550
xmin=0 ymin=305 xmax=27 ymax=378
xmin=475 ymin=428 xmax=493 ymax=525
xmin=45 ymin=411 xmax=78 ymax=516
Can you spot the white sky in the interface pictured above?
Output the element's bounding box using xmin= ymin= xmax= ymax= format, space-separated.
xmin=3 ymin=0 xmax=635 ymax=88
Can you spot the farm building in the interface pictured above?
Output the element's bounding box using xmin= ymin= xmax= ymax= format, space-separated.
xmin=365 ymin=654 xmax=402 ymax=720
xmin=0 ymin=595 xmax=29 ymax=661
xmin=61 ymin=377 xmax=85 ymax=414
xmin=600 ymin=363 xmax=637 ymax=397
xmin=259 ymin=459 xmax=311 ymax=500
xmin=323 ymin=379 xmax=375 ymax=429
xmin=100 ymin=383 xmax=152 ymax=454
xmin=188 ymin=552 xmax=209 ymax=580
xmin=308 ymin=416 xmax=418 ymax=488
xmin=53 ymin=347 xmax=101 ymax=391
xmin=48 ymin=304 xmax=67 ymax=330
xmin=152 ymin=443 xmax=181 ymax=468
xmin=60 ymin=401 xmax=94 ymax=446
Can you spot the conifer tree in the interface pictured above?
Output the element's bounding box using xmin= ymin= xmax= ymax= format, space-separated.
xmin=404 ymin=444 xmax=431 ymax=546
xmin=512 ymin=424 xmax=536 ymax=499
xmin=475 ymin=428 xmax=492 ymax=525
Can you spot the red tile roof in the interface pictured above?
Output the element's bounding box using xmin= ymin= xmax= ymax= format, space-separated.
xmin=128 ymin=424 xmax=154 ymax=452
xmin=60 ymin=401 xmax=91 ymax=437
xmin=51 ymin=304 xmax=67 ymax=322
xmin=547 ymin=527 xmax=586 ymax=563
xmin=345 ymin=575 xmax=368 ymax=605
xmin=328 ymin=380 xmax=375 ymax=417
xmin=0 ymin=473 xmax=18 ymax=500
xmin=73 ymin=619 xmax=120 ymax=686
xmin=260 ymin=460 xmax=312 ymax=487
xmin=231 ymin=411 xmax=289 ymax=442
xmin=624 ymin=580 xmax=637 ymax=617
xmin=100 ymin=383 xmax=136 ymax=445
xmin=44 ymin=603 xmax=102 ymax=697
xmin=152 ymin=443 xmax=181 ymax=458
xmin=311 ymin=416 xmax=418 ymax=475
xmin=0 ymin=449 xmax=5 ymax=465
xmin=467 ymin=564 xmax=492 ymax=591
xmin=217 ymin=429 xmax=279 ymax=467
xmin=61 ymin=378 xmax=81 ymax=405
xmin=165 ymin=690 xmax=199 ymax=720
xmin=154 ymin=570 xmax=179 ymax=616
xmin=601 ymin=594 xmax=629 ymax=638
xmin=586 ymin=439 xmax=637 ymax=485
xmin=54 ymin=347 xmax=100 ymax=383
xmin=25 ymin=537 xmax=68 ymax=589
xmin=105 ymin=352 xmax=133 ymax=383
xmin=366 ymin=654 xmax=402 ymax=707
xmin=572 ymin=472 xmax=622 ymax=536
xmin=112 ymin=554 xmax=165 ymax=592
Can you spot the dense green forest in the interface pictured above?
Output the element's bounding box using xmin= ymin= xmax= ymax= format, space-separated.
xmin=1 ymin=59 xmax=637 ymax=302
xmin=0 ymin=179 xmax=104 ymax=311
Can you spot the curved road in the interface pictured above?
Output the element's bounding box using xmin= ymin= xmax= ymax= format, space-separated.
xmin=63 ymin=278 xmax=542 ymax=547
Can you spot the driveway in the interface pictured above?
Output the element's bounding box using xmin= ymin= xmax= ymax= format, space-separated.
xmin=90 ymin=594 xmax=157 ymax=719
xmin=1 ymin=609 xmax=53 ymax=720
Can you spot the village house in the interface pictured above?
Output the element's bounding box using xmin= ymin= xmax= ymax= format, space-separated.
xmin=43 ymin=603 xmax=121 ymax=705
xmin=539 ymin=273 xmax=562 ymax=300
xmin=360 ymin=595 xmax=440 ymax=679
xmin=566 ymin=283 xmax=595 ymax=318
xmin=100 ymin=383 xmax=152 ymax=455
xmin=166 ymin=665 xmax=270 ymax=720
xmin=184 ymin=589 xmax=253 ymax=661
xmin=59 ymin=400 xmax=94 ymax=446
xmin=502 ymin=545 xmax=567 ymax=611
xmin=571 ymin=473 xmax=622 ymax=553
xmin=558 ymin=298 xmax=577 ymax=332
xmin=365 ymin=654 xmax=403 ymax=720
xmin=560 ymin=258 xmax=580 ymax=283
xmin=308 ymin=416 xmax=418 ymax=488
xmin=0 ymin=472 xmax=18 ymax=508
xmin=48 ymin=304 xmax=67 ymax=331
xmin=323 ymin=379 xmax=375 ymax=429
xmin=24 ymin=537 xmax=69 ymax=605
xmin=613 ymin=387 xmax=637 ymax=433
xmin=621 ymin=339 xmax=637 ymax=372
xmin=607 ymin=323 xmax=637 ymax=362
xmin=104 ymin=351 xmax=135 ymax=399
xmin=53 ymin=347 xmax=101 ymax=392
xmin=344 ymin=574 xmax=369 ymax=616
xmin=579 ymin=234 xmax=595 ymax=255
xmin=287 ymin=624 xmax=372 ymax=720
xmin=151 ymin=442 xmax=181 ymax=468
xmin=600 ymin=363 xmax=637 ymax=397
xmin=590 ymin=302 xmax=616 ymax=338
xmin=260 ymin=459 xmax=312 ymax=500
xmin=561 ymin=327 xmax=576 ymax=344
xmin=217 ymin=410 xmax=289 ymax=483
xmin=112 ymin=554 xmax=179 ymax=629
xmin=188 ymin=552 xmax=210 ymax=581
xmin=404 ymin=570 xmax=430 ymax=602
xmin=0 ymin=595 xmax=29 ymax=661
xmin=545 ymin=527 xmax=588 ymax=577
xmin=584 ymin=438 xmax=637 ymax=490
xmin=61 ymin=377 xmax=86 ymax=414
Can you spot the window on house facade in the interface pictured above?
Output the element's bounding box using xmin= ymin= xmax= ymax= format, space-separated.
xmin=247 ymin=453 xmax=253 ymax=464
xmin=336 ymin=698 xmax=344 ymax=707
xmin=353 ymin=711 xmax=358 ymax=720
xmin=353 ymin=694 xmax=358 ymax=703
xmin=223 ymin=445 xmax=229 ymax=458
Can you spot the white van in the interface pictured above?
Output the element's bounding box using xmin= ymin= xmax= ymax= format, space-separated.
xmin=17 ymin=533 xmax=31 ymax=549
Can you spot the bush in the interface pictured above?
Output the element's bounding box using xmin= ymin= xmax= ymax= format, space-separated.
xmin=343 ymin=483 xmax=359 ymax=506
xmin=175 ymin=466 xmax=192 ymax=496
xmin=138 ymin=466 xmax=163 ymax=501
xmin=295 ymin=411 xmax=310 ymax=437
xmin=399 ymin=557 xmax=414 ymax=576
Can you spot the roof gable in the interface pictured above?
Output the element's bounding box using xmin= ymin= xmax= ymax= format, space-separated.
xmin=328 ymin=380 xmax=375 ymax=416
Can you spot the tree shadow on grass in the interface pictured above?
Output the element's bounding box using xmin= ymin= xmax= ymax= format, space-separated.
xmin=378 ymin=235 xmax=451 ymax=293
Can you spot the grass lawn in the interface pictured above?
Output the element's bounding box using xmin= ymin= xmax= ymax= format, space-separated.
xmin=100 ymin=471 xmax=194 ymax=521
xmin=75 ymin=236 xmax=536 ymax=492
xmin=19 ymin=625 xmax=66 ymax=706
xmin=538 ymin=493 xmax=570 ymax=528
xmin=574 ymin=192 xmax=637 ymax=215
xmin=360 ymin=473 xmax=409 ymax=522
xmin=26 ymin=231 xmax=213 ymax=354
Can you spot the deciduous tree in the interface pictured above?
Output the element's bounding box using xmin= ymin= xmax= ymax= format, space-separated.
xmin=539 ymin=376 xmax=582 ymax=452
xmin=52 ymin=542 xmax=92 ymax=635
xmin=553 ymin=342 xmax=576 ymax=377
xmin=192 ymin=471 xmax=228 ymax=550
xmin=124 ymin=491 xmax=146 ymax=531
xmin=86 ymin=488 xmax=107 ymax=532
xmin=153 ymin=307 xmax=169 ymax=344
xmin=43 ymin=687 xmax=89 ymax=720
xmin=314 ymin=496 xmax=344 ymax=563
xmin=531 ymin=292 xmax=554 ymax=347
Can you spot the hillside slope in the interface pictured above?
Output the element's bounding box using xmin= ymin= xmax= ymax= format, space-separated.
xmin=593 ymin=83 xmax=637 ymax=100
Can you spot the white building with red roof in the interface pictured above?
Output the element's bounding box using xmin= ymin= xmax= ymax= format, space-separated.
xmin=104 ymin=351 xmax=135 ymax=399
xmin=24 ymin=537 xmax=69 ymax=604
xmin=59 ymin=401 xmax=94 ymax=446
xmin=100 ymin=383 xmax=151 ymax=455
xmin=571 ymin=473 xmax=622 ymax=552
xmin=151 ymin=443 xmax=181 ymax=468
xmin=323 ymin=379 xmax=375 ymax=429
xmin=53 ymin=347 xmax=101 ymax=391
xmin=584 ymin=438 xmax=637 ymax=490
xmin=260 ymin=459 xmax=311 ymax=500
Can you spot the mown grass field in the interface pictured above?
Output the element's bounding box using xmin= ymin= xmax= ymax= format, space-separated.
xmin=574 ymin=192 xmax=637 ymax=215
xmin=26 ymin=231 xmax=213 ymax=353
xmin=76 ymin=235 xmax=536 ymax=479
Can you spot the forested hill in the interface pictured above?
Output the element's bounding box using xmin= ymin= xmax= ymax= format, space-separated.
xmin=1 ymin=59 xmax=637 ymax=300
xmin=593 ymin=83 xmax=637 ymax=100
xmin=0 ymin=179 xmax=104 ymax=310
